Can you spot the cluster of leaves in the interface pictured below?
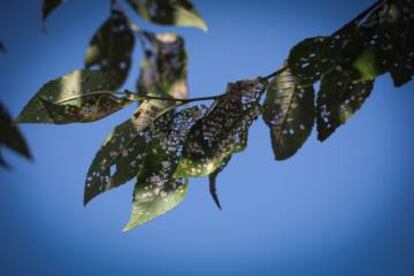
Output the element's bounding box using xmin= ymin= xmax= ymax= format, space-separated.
xmin=15 ymin=0 xmax=414 ymax=230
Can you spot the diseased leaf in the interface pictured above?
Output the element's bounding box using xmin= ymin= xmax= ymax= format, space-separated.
xmin=42 ymin=0 xmax=65 ymax=25
xmin=16 ymin=70 xmax=128 ymax=124
xmin=317 ymin=66 xmax=374 ymax=141
xmin=84 ymin=103 xmax=174 ymax=205
xmin=176 ymin=78 xmax=266 ymax=178
xmin=124 ymin=178 xmax=188 ymax=231
xmin=124 ymin=107 xmax=204 ymax=230
xmin=85 ymin=9 xmax=135 ymax=88
xmin=263 ymin=68 xmax=315 ymax=160
xmin=85 ymin=33 xmax=190 ymax=204
xmin=0 ymin=101 xmax=31 ymax=164
xmin=126 ymin=0 xmax=207 ymax=31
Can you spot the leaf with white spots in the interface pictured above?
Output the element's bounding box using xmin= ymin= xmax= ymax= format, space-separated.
xmin=15 ymin=70 xmax=127 ymax=124
xmin=126 ymin=0 xmax=207 ymax=31
xmin=175 ymin=78 xmax=266 ymax=178
xmin=124 ymin=178 xmax=188 ymax=231
xmin=0 ymin=101 xmax=31 ymax=167
xmin=84 ymin=104 xmax=174 ymax=205
xmin=263 ymin=68 xmax=315 ymax=160
xmin=42 ymin=0 xmax=65 ymax=26
xmin=317 ymin=66 xmax=374 ymax=141
xmin=85 ymin=9 xmax=135 ymax=88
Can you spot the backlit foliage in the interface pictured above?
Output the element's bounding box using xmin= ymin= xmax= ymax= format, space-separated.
xmin=9 ymin=0 xmax=414 ymax=230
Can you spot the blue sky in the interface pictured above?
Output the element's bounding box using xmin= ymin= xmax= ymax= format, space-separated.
xmin=1 ymin=0 xmax=414 ymax=275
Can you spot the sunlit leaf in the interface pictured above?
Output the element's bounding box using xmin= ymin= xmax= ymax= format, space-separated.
xmin=124 ymin=178 xmax=188 ymax=231
xmin=263 ymin=68 xmax=315 ymax=160
xmin=126 ymin=0 xmax=207 ymax=31
xmin=16 ymin=70 xmax=126 ymax=124
xmin=42 ymin=0 xmax=65 ymax=26
xmin=0 ymin=101 xmax=31 ymax=165
xmin=317 ymin=66 xmax=374 ymax=141
xmin=176 ymin=78 xmax=266 ymax=178
xmin=85 ymin=9 xmax=135 ymax=88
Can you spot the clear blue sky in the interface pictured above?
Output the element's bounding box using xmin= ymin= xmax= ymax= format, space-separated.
xmin=1 ymin=0 xmax=414 ymax=275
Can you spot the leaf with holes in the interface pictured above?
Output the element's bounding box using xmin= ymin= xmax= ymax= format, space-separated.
xmin=263 ymin=68 xmax=315 ymax=160
xmin=42 ymin=0 xmax=65 ymax=25
xmin=84 ymin=103 xmax=174 ymax=205
xmin=175 ymin=78 xmax=265 ymax=178
xmin=126 ymin=0 xmax=207 ymax=31
xmin=0 ymin=101 xmax=31 ymax=166
xmin=85 ymin=9 xmax=135 ymax=88
xmin=16 ymin=70 xmax=126 ymax=124
xmin=123 ymin=107 xmax=204 ymax=230
xmin=317 ymin=66 xmax=374 ymax=141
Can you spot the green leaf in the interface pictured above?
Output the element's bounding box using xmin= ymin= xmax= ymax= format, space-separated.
xmin=85 ymin=9 xmax=135 ymax=88
xmin=317 ymin=66 xmax=374 ymax=141
xmin=175 ymin=78 xmax=266 ymax=178
xmin=263 ymin=68 xmax=315 ymax=160
xmin=126 ymin=0 xmax=207 ymax=31
xmin=124 ymin=178 xmax=188 ymax=231
xmin=84 ymin=102 xmax=174 ymax=205
xmin=123 ymin=106 xmax=205 ymax=230
xmin=85 ymin=31 xmax=189 ymax=204
xmin=0 ymin=101 xmax=31 ymax=163
xmin=42 ymin=0 xmax=65 ymax=25
xmin=16 ymin=70 xmax=129 ymax=124
xmin=287 ymin=37 xmax=336 ymax=85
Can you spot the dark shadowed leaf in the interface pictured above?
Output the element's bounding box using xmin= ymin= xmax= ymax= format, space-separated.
xmin=16 ymin=70 xmax=128 ymax=124
xmin=84 ymin=103 xmax=174 ymax=205
xmin=208 ymin=156 xmax=231 ymax=210
xmin=317 ymin=66 xmax=374 ymax=141
xmin=126 ymin=0 xmax=207 ymax=31
xmin=42 ymin=0 xmax=65 ymax=25
xmin=85 ymin=33 xmax=190 ymax=204
xmin=0 ymin=101 xmax=31 ymax=164
xmin=176 ymin=78 xmax=266 ymax=178
xmin=85 ymin=9 xmax=135 ymax=88
xmin=137 ymin=32 xmax=188 ymax=99
xmin=263 ymin=68 xmax=315 ymax=160
xmin=0 ymin=41 xmax=6 ymax=53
